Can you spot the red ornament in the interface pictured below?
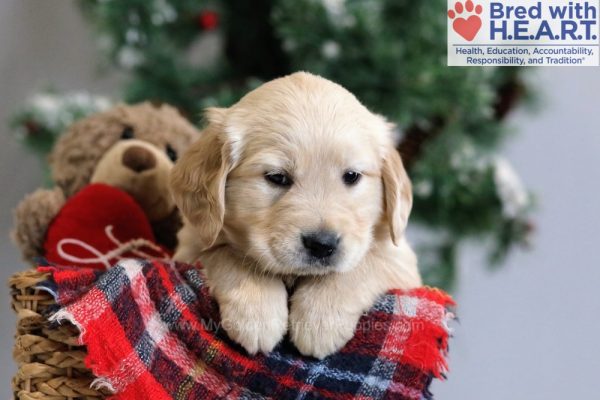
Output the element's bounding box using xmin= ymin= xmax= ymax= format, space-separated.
xmin=197 ymin=10 xmax=219 ymax=31
xmin=24 ymin=120 xmax=41 ymax=136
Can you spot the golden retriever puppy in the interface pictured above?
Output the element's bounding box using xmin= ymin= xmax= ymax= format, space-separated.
xmin=170 ymin=72 xmax=421 ymax=359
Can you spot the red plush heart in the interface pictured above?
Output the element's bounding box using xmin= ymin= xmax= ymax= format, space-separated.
xmin=44 ymin=183 xmax=170 ymax=270
xmin=453 ymin=15 xmax=482 ymax=41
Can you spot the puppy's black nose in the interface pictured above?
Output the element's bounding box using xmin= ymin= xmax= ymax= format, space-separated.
xmin=302 ymin=231 xmax=340 ymax=260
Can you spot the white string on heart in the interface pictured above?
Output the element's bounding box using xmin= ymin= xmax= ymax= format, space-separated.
xmin=56 ymin=225 xmax=170 ymax=268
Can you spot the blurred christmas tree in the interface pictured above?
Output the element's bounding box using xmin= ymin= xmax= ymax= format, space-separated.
xmin=10 ymin=0 xmax=534 ymax=289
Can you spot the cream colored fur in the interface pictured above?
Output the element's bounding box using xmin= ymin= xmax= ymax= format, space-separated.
xmin=171 ymin=72 xmax=421 ymax=359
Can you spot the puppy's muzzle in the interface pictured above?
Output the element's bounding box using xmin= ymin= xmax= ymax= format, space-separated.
xmin=301 ymin=231 xmax=340 ymax=263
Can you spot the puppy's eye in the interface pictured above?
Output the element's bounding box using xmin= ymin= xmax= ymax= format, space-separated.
xmin=343 ymin=171 xmax=361 ymax=186
xmin=265 ymin=172 xmax=293 ymax=187
xmin=166 ymin=144 xmax=178 ymax=162
xmin=121 ymin=126 xmax=134 ymax=140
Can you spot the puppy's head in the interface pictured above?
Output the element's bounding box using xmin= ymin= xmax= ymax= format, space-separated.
xmin=171 ymin=72 xmax=411 ymax=275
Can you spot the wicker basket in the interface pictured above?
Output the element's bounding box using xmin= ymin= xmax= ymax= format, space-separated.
xmin=9 ymin=269 xmax=109 ymax=400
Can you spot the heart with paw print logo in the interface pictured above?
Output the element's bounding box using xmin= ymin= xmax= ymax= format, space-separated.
xmin=448 ymin=0 xmax=483 ymax=41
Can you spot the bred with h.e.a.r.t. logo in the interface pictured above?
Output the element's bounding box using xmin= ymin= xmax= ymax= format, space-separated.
xmin=489 ymin=2 xmax=597 ymax=41
xmin=448 ymin=0 xmax=600 ymax=66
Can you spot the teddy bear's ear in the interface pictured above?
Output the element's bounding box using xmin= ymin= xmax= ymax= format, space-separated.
xmin=50 ymin=109 xmax=127 ymax=196
xmin=169 ymin=108 xmax=235 ymax=250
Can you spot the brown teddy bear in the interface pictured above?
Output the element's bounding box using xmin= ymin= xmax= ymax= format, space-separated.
xmin=12 ymin=102 xmax=201 ymax=264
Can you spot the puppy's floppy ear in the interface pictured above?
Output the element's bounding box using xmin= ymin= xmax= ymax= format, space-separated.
xmin=381 ymin=146 xmax=412 ymax=246
xmin=169 ymin=107 xmax=235 ymax=249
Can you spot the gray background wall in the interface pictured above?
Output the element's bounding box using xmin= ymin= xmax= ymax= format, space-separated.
xmin=1 ymin=1 xmax=598 ymax=399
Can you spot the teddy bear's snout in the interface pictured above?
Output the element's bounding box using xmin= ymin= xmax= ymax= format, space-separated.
xmin=122 ymin=145 xmax=157 ymax=173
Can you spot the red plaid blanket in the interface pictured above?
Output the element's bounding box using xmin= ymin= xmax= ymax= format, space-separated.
xmin=39 ymin=259 xmax=454 ymax=400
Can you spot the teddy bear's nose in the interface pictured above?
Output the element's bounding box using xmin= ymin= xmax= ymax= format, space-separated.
xmin=122 ymin=145 xmax=156 ymax=173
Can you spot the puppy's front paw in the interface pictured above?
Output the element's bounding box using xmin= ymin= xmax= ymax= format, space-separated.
xmin=289 ymin=291 xmax=362 ymax=359
xmin=218 ymin=284 xmax=288 ymax=355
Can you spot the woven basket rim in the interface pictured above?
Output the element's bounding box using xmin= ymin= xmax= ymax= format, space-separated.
xmin=10 ymin=268 xmax=109 ymax=400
